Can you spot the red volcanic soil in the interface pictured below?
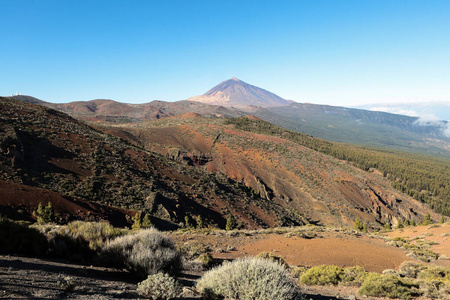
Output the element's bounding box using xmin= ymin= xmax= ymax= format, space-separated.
xmin=0 ymin=180 xmax=134 ymax=227
xmin=386 ymin=224 xmax=450 ymax=267
xmin=170 ymin=230 xmax=413 ymax=273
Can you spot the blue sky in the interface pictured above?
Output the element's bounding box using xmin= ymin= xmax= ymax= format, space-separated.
xmin=1 ymin=0 xmax=450 ymax=106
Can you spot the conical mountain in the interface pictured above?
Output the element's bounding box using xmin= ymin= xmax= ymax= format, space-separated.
xmin=188 ymin=77 xmax=290 ymax=108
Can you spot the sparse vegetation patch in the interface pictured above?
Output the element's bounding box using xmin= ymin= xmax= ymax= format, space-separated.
xmin=101 ymin=228 xmax=182 ymax=279
xmin=196 ymin=257 xmax=302 ymax=300
xmin=136 ymin=272 xmax=182 ymax=300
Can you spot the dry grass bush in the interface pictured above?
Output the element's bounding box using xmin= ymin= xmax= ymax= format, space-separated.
xmin=67 ymin=221 xmax=122 ymax=252
xmin=197 ymin=252 xmax=214 ymax=268
xmin=256 ymin=251 xmax=289 ymax=268
xmin=57 ymin=275 xmax=76 ymax=292
xmin=397 ymin=262 xmax=450 ymax=298
xmin=417 ymin=279 xmax=450 ymax=299
xmin=341 ymin=266 xmax=369 ymax=286
xmin=285 ymin=229 xmax=318 ymax=239
xmin=358 ymin=273 xmax=420 ymax=300
xmin=291 ymin=266 xmax=309 ymax=279
xmin=439 ymin=254 xmax=450 ymax=260
xmin=100 ymin=228 xmax=182 ymax=279
xmin=0 ymin=216 xmax=48 ymax=256
xmin=386 ymin=236 xmax=440 ymax=262
xmin=136 ymin=272 xmax=182 ymax=300
xmin=417 ymin=265 xmax=450 ymax=281
xmin=383 ymin=269 xmax=400 ymax=276
xmin=178 ymin=240 xmax=208 ymax=259
xmin=34 ymin=221 xmax=123 ymax=263
xmin=42 ymin=226 xmax=95 ymax=263
xmin=196 ymin=257 xmax=303 ymax=300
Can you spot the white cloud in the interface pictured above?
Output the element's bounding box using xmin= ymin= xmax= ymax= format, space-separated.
xmin=443 ymin=125 xmax=450 ymax=137
xmin=369 ymin=106 xmax=418 ymax=117
xmin=414 ymin=113 xmax=442 ymax=126
xmin=413 ymin=112 xmax=450 ymax=137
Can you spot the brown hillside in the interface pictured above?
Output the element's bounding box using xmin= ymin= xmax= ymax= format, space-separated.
xmin=16 ymin=98 xmax=246 ymax=123
xmin=0 ymin=97 xmax=302 ymax=229
xmin=108 ymin=115 xmax=438 ymax=228
xmin=0 ymin=180 xmax=133 ymax=227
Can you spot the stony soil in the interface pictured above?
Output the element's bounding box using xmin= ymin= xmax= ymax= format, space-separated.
xmin=1 ymin=225 xmax=448 ymax=299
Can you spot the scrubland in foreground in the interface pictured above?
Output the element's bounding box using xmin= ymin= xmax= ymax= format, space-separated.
xmin=1 ymin=217 xmax=450 ymax=299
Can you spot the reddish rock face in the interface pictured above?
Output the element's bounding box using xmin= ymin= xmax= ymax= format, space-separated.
xmin=110 ymin=114 xmax=436 ymax=229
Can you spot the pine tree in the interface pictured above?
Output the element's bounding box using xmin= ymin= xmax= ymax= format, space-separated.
xmin=45 ymin=202 xmax=54 ymax=223
xmin=132 ymin=212 xmax=141 ymax=230
xmin=33 ymin=203 xmax=45 ymax=224
xmin=142 ymin=213 xmax=152 ymax=228
xmin=226 ymin=215 xmax=236 ymax=231
xmin=422 ymin=212 xmax=432 ymax=225
xmin=184 ymin=215 xmax=193 ymax=229
xmin=33 ymin=202 xmax=54 ymax=224
xmin=354 ymin=218 xmax=364 ymax=231
xmin=196 ymin=215 xmax=204 ymax=229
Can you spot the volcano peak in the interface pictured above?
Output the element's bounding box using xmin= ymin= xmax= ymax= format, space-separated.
xmin=188 ymin=78 xmax=289 ymax=108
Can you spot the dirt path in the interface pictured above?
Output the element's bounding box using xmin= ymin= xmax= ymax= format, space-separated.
xmin=0 ymin=255 xmax=138 ymax=299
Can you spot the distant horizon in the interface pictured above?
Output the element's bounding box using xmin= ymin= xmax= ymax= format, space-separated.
xmin=2 ymin=0 xmax=450 ymax=109
xmin=5 ymin=82 xmax=450 ymax=121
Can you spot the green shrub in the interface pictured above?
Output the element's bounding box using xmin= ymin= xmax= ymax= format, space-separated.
xmin=137 ymin=273 xmax=182 ymax=300
xmin=300 ymin=265 xmax=344 ymax=286
xmin=101 ymin=228 xmax=182 ymax=279
xmin=196 ymin=257 xmax=302 ymax=300
xmin=358 ymin=273 xmax=419 ymax=299
xmin=0 ymin=215 xmax=48 ymax=256
xmin=417 ymin=265 xmax=450 ymax=281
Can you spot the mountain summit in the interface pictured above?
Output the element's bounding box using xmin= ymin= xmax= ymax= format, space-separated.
xmin=188 ymin=77 xmax=290 ymax=108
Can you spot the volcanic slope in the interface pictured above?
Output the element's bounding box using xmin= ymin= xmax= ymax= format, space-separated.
xmin=107 ymin=114 xmax=439 ymax=228
xmin=188 ymin=77 xmax=290 ymax=108
xmin=0 ymin=97 xmax=302 ymax=229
